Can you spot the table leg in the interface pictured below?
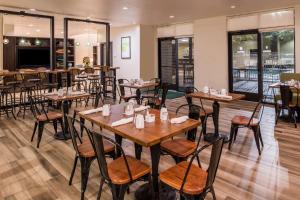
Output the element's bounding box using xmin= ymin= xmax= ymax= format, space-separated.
xmin=136 ymin=89 xmax=141 ymax=105
xmin=115 ymin=134 xmax=123 ymax=158
xmin=135 ymin=144 xmax=176 ymax=200
xmin=54 ymin=100 xmax=71 ymax=140
xmin=113 ymin=69 xmax=117 ymax=99
xmin=134 ymin=143 xmax=142 ymax=160
xmin=204 ymin=100 xmax=228 ymax=143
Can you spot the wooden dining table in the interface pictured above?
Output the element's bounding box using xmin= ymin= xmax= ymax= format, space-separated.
xmin=42 ymin=91 xmax=90 ymax=140
xmin=78 ymin=103 xmax=200 ymax=200
xmin=119 ymin=81 xmax=159 ymax=104
xmin=188 ymin=91 xmax=245 ymax=142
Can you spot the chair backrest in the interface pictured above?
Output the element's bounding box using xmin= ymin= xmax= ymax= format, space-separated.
xmin=67 ymin=116 xmax=84 ymax=155
xmin=150 ymin=78 xmax=161 ymax=95
xmin=180 ymin=138 xmax=224 ymax=194
xmin=186 ymin=104 xmax=201 ymax=141
xmin=205 ymin=138 xmax=224 ymax=188
xmin=69 ymin=68 xmax=80 ymax=79
xmin=160 ymin=83 xmax=169 ymax=107
xmin=117 ymin=79 xmax=128 ymax=96
xmin=87 ymin=130 xmax=133 ymax=184
xmin=185 ymin=87 xmax=199 ymax=105
xmin=28 ymin=95 xmax=43 ymax=120
xmin=246 ymin=98 xmax=265 ymax=126
xmin=280 ymin=85 xmax=292 ymax=108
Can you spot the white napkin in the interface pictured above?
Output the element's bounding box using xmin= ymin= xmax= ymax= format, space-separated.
xmin=79 ymin=107 xmax=103 ymax=115
xmin=214 ymin=94 xmax=233 ymax=100
xmin=71 ymin=91 xmax=85 ymax=95
xmin=111 ymin=117 xmax=134 ymax=127
xmin=134 ymin=105 xmax=150 ymax=112
xmin=170 ymin=116 xmax=189 ymax=124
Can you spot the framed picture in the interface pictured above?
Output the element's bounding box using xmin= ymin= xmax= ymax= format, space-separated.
xmin=121 ymin=36 xmax=131 ymax=59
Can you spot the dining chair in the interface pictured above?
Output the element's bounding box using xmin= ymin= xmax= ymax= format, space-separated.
xmin=29 ymin=95 xmax=64 ymax=148
xmin=160 ymin=138 xmax=225 ymax=200
xmin=72 ymin=89 xmax=103 ymax=136
xmin=66 ymin=117 xmax=115 ymax=200
xmin=228 ymin=99 xmax=265 ymax=155
xmin=276 ymin=85 xmax=298 ymax=128
xmin=0 ymin=85 xmax=16 ymax=119
xmin=84 ymin=67 xmax=95 ymax=74
xmin=161 ymin=104 xmax=206 ymax=165
xmin=179 ymin=87 xmax=214 ymax=135
xmin=142 ymin=78 xmax=161 ymax=95
xmin=117 ymin=79 xmax=137 ymax=103
xmin=69 ymin=67 xmax=87 ymax=91
xmin=87 ymin=130 xmax=151 ymax=200
xmin=143 ymin=82 xmax=169 ymax=109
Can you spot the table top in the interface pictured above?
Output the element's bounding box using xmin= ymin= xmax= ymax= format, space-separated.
xmin=78 ymin=104 xmax=200 ymax=147
xmin=188 ymin=91 xmax=245 ymax=102
xmin=120 ymin=82 xmax=159 ymax=89
xmin=42 ymin=92 xmax=90 ymax=101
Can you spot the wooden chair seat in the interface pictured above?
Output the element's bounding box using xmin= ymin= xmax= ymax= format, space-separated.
xmin=161 ymin=138 xmax=197 ymax=158
xmin=78 ymin=137 xmax=115 ymax=158
xmin=160 ymin=161 xmax=207 ymax=195
xmin=231 ymin=115 xmax=259 ymax=126
xmin=200 ymin=107 xmax=213 ymax=117
xmin=37 ymin=111 xmax=63 ymax=121
xmin=108 ymin=155 xmax=150 ymax=185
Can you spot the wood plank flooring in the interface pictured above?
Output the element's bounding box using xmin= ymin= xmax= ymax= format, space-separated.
xmin=0 ymin=97 xmax=300 ymax=200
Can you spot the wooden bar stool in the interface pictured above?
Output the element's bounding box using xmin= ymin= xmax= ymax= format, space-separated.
xmin=67 ymin=117 xmax=115 ymax=200
xmin=160 ymin=138 xmax=225 ymax=200
xmin=87 ymin=130 xmax=151 ymax=200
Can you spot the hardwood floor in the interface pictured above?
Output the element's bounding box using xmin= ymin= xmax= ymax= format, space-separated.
xmin=0 ymin=97 xmax=300 ymax=200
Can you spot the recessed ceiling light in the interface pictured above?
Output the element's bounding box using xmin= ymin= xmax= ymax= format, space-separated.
xmin=26 ymin=32 xmax=30 ymax=35
xmin=123 ymin=6 xmax=128 ymax=10
xmin=28 ymin=24 xmax=33 ymax=27
xmin=230 ymin=5 xmax=236 ymax=9
xmin=29 ymin=8 xmax=36 ymax=11
xmin=36 ymin=29 xmax=40 ymax=32
xmin=61 ymin=31 xmax=64 ymax=34
xmin=169 ymin=15 xmax=175 ymax=19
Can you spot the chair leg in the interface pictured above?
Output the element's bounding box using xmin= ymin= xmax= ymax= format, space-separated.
xmin=31 ymin=121 xmax=38 ymax=142
xmin=252 ymin=127 xmax=261 ymax=155
xmin=53 ymin=120 xmax=58 ymax=135
xmin=79 ymin=157 xmax=94 ymax=200
xmin=275 ymin=107 xmax=281 ymax=125
xmin=80 ymin=117 xmax=85 ymax=137
xmin=228 ymin=124 xmax=235 ymax=150
xmin=72 ymin=111 xmax=77 ymax=125
xmin=200 ymin=116 xmax=207 ymax=135
xmin=58 ymin=118 xmax=64 ymax=136
xmin=210 ymin=186 xmax=216 ymax=200
xmin=233 ymin=126 xmax=239 ymax=142
xmin=97 ymin=177 xmax=105 ymax=200
xmin=258 ymin=125 xmax=264 ymax=147
xmin=69 ymin=155 xmax=78 ymax=185
xmin=118 ymin=184 xmax=128 ymax=200
xmin=37 ymin=122 xmax=45 ymax=148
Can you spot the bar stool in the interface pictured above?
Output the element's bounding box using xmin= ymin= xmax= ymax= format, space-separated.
xmin=0 ymin=85 xmax=16 ymax=119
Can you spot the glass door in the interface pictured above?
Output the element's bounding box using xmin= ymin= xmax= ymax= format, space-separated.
xmin=158 ymin=37 xmax=177 ymax=89
xmin=229 ymin=30 xmax=262 ymax=101
xmin=158 ymin=37 xmax=194 ymax=91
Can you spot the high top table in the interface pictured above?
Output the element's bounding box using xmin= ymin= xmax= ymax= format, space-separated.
xmin=188 ymin=91 xmax=245 ymax=142
xmin=79 ymin=104 xmax=200 ymax=200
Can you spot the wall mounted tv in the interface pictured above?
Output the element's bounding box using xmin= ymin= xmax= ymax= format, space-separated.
xmin=17 ymin=48 xmax=50 ymax=68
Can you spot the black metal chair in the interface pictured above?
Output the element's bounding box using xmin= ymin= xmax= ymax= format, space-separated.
xmin=142 ymin=78 xmax=161 ymax=96
xmin=29 ymin=95 xmax=64 ymax=148
xmin=161 ymin=104 xmax=206 ymax=165
xmin=0 ymin=85 xmax=16 ymax=119
xmin=228 ymin=99 xmax=265 ymax=155
xmin=276 ymin=85 xmax=298 ymax=128
xmin=177 ymin=87 xmax=214 ymax=136
xmin=87 ymin=130 xmax=151 ymax=200
xmin=143 ymin=82 xmax=169 ymax=109
xmin=160 ymin=138 xmax=225 ymax=200
xmin=117 ymin=79 xmax=137 ymax=103
xmin=67 ymin=116 xmax=115 ymax=200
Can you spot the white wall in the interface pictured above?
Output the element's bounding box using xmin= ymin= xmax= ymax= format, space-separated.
xmin=111 ymin=25 xmax=140 ymax=80
xmin=193 ymin=16 xmax=228 ymax=90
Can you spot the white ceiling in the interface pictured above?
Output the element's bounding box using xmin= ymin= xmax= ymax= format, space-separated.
xmin=0 ymin=0 xmax=300 ymax=26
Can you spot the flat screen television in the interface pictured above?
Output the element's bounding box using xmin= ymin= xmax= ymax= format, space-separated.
xmin=17 ymin=48 xmax=50 ymax=68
